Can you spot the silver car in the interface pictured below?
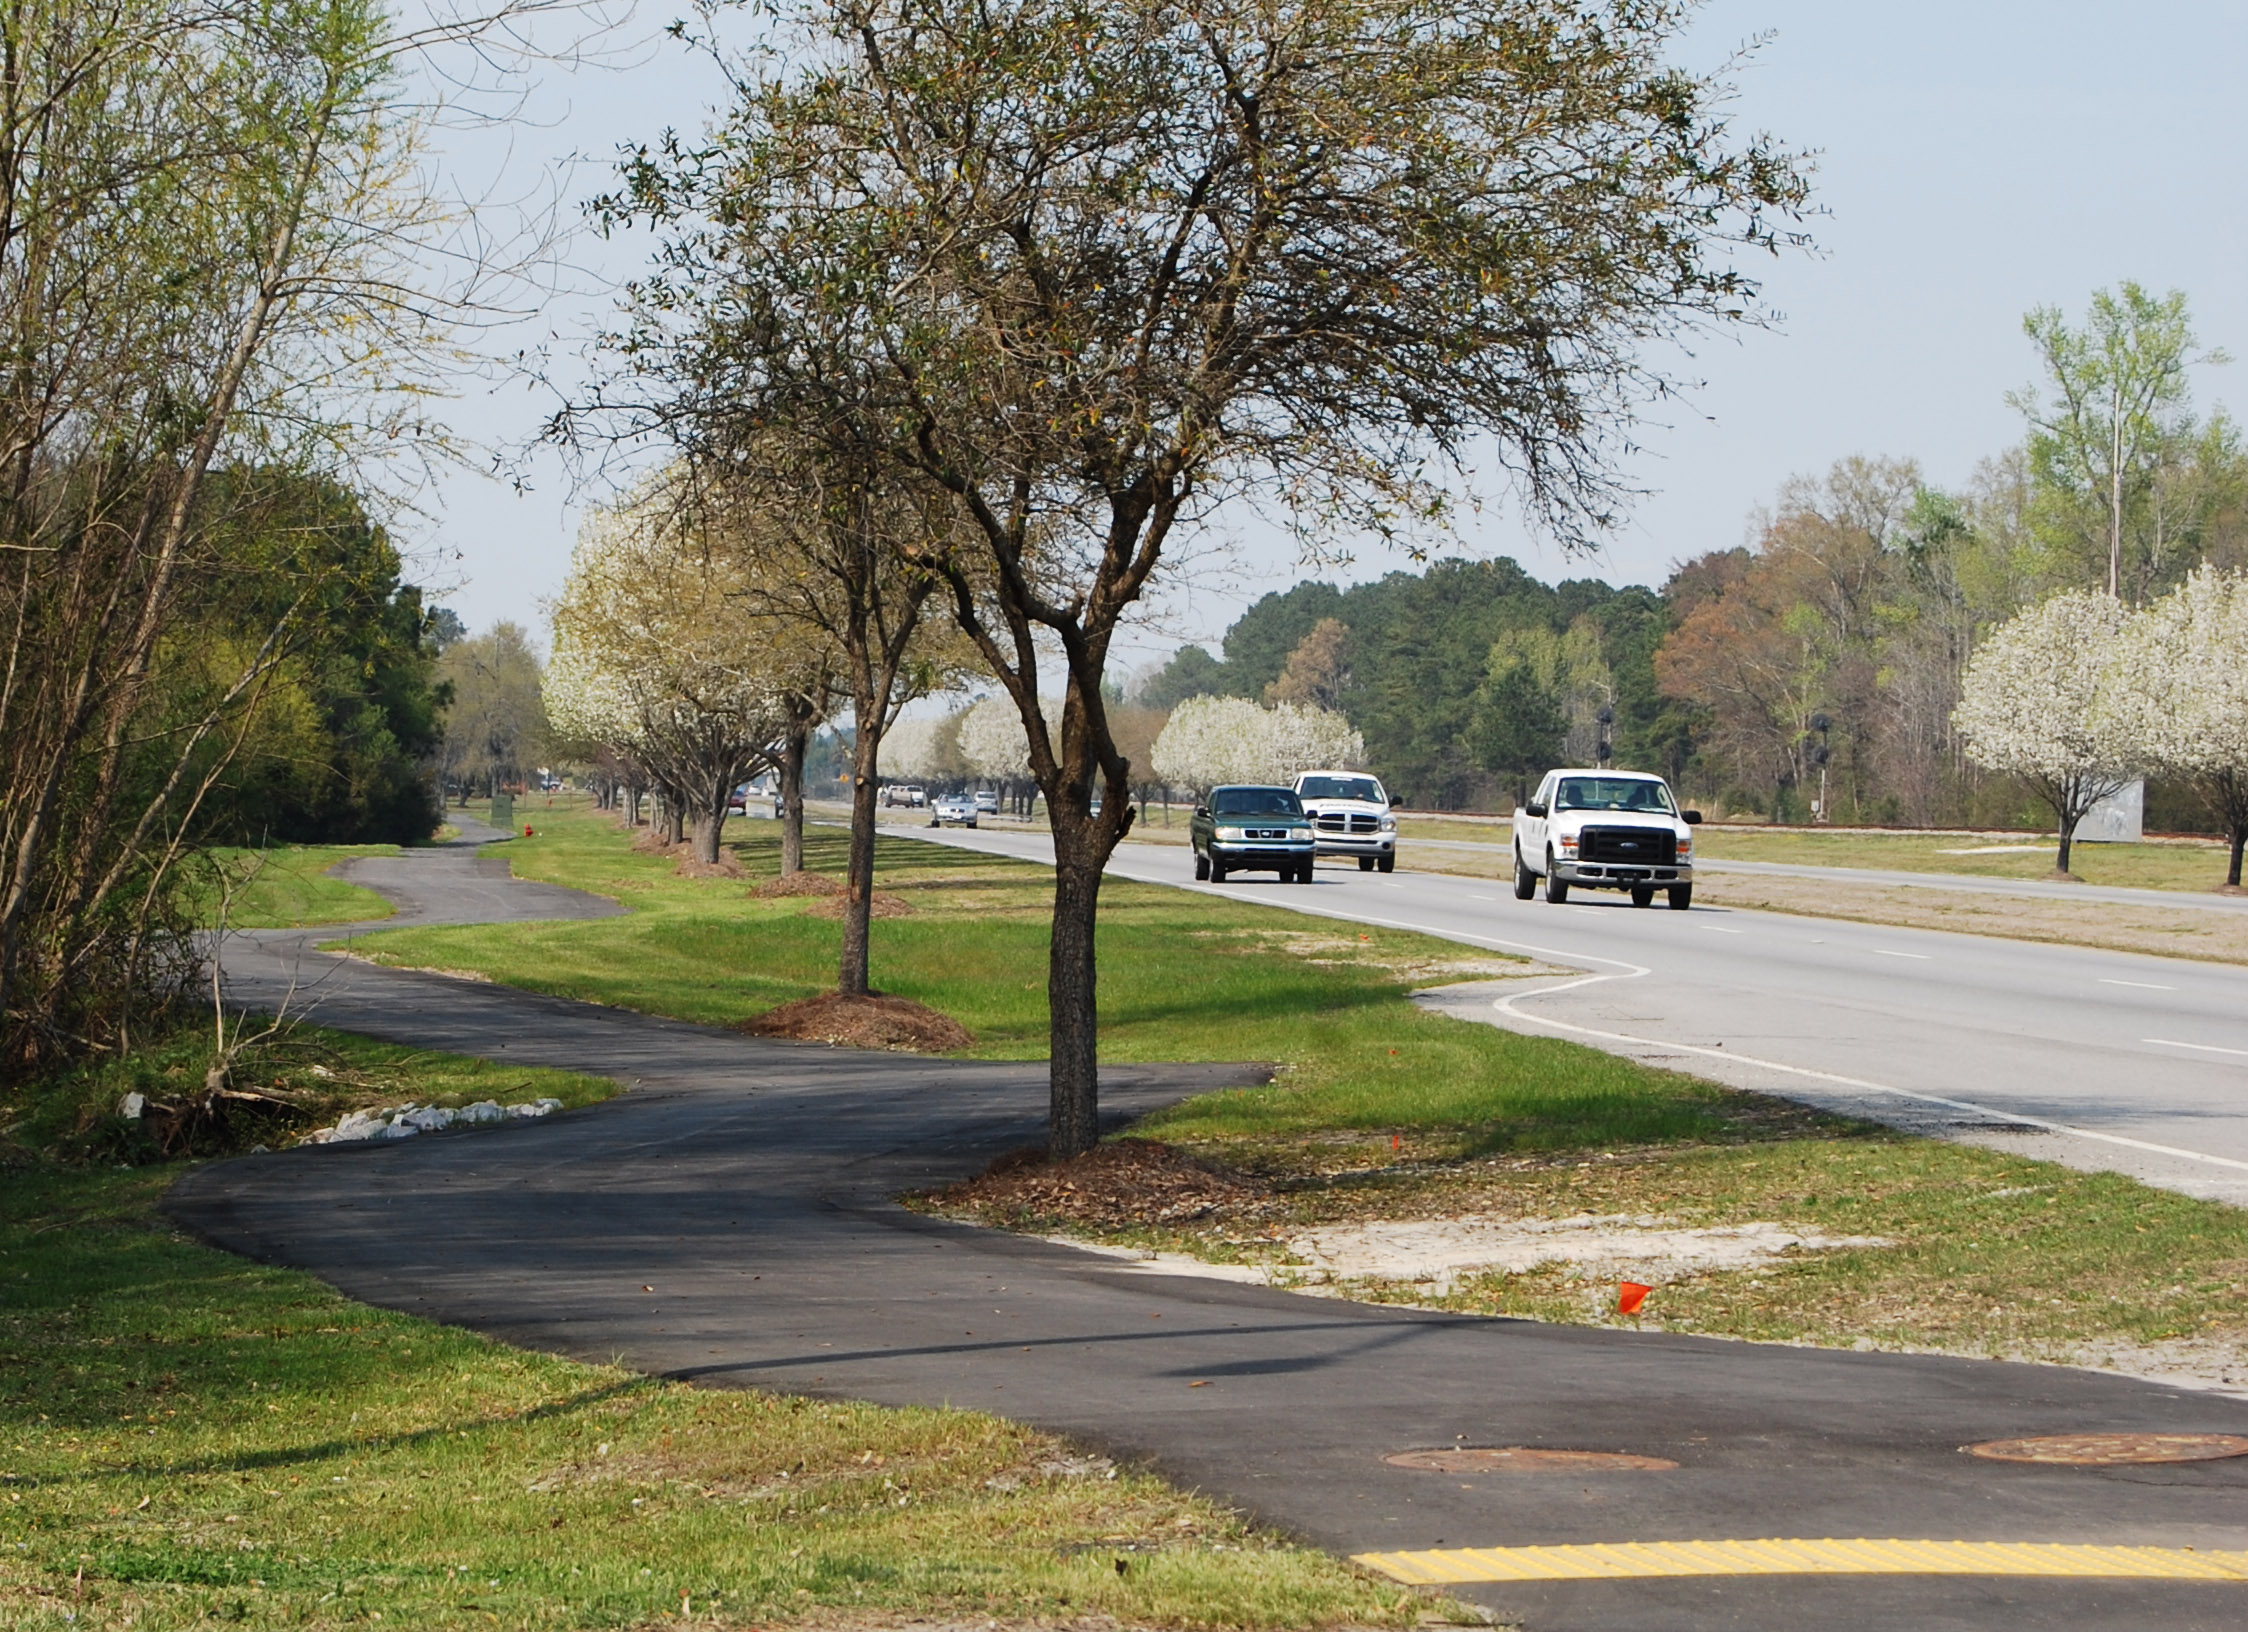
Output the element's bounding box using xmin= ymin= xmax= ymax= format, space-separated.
xmin=929 ymin=793 xmax=978 ymax=828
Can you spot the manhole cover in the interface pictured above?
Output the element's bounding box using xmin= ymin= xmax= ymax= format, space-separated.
xmin=1966 ymin=1433 xmax=2248 ymax=1466
xmin=1383 ymin=1446 xmax=1678 ymax=1474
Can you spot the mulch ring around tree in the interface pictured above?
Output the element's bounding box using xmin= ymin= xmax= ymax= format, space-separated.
xmin=804 ymin=890 xmax=914 ymax=919
xmin=751 ymin=870 xmax=845 ymax=898
xmin=926 ymin=1140 xmax=1277 ymax=1230
xmin=735 ymin=992 xmax=972 ymax=1053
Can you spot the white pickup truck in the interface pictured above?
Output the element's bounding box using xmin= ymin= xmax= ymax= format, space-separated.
xmin=1291 ymin=770 xmax=1397 ymax=872
xmin=1511 ymin=768 xmax=1700 ymax=909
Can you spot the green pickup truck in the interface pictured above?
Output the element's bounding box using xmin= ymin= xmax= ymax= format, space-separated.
xmin=1190 ymin=785 xmax=1316 ymax=883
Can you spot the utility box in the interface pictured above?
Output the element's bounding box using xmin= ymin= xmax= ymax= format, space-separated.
xmin=489 ymin=791 xmax=516 ymax=833
xmin=2077 ymin=779 xmax=2143 ymax=843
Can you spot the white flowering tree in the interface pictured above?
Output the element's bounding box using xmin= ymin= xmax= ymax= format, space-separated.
xmin=548 ymin=483 xmax=792 ymax=864
xmin=1151 ymin=697 xmax=1363 ymax=796
xmin=875 ymin=717 xmax=942 ymax=783
xmin=1954 ymin=590 xmax=2143 ymax=875
xmin=2106 ymin=567 xmax=2248 ymax=888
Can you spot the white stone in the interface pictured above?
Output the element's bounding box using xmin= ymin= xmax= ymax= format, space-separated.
xmin=119 ymin=1092 xmax=146 ymax=1121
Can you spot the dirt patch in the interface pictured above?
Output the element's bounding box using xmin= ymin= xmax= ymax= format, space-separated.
xmin=752 ymin=870 xmax=846 ymax=898
xmin=674 ymin=852 xmax=743 ymax=880
xmin=736 ymin=991 xmax=971 ymax=1052
xmin=928 ymin=1140 xmax=1278 ymax=1230
xmin=1290 ymin=1213 xmax=1891 ymax=1293
xmin=804 ymin=890 xmax=915 ymax=919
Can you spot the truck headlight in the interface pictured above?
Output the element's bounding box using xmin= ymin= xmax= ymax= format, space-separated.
xmin=1378 ymin=814 xmax=1396 ymax=831
xmin=1216 ymin=825 xmax=1246 ymax=842
xmin=1558 ymin=834 xmax=1578 ymax=855
xmin=1676 ymin=840 xmax=1691 ymax=860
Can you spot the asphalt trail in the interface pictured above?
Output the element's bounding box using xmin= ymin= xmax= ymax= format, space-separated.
xmin=167 ymin=825 xmax=2248 ymax=1631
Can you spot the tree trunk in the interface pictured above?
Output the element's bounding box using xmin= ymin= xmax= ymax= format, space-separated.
xmin=657 ymin=791 xmax=684 ymax=848
xmin=2228 ymin=826 xmax=2245 ymax=891
xmin=839 ymin=727 xmax=881 ymax=997
xmin=780 ymin=715 xmax=809 ymax=875
xmin=2055 ymin=814 xmax=2077 ymax=876
xmin=691 ymin=805 xmax=726 ymax=866
xmin=1046 ymin=828 xmax=1106 ymax=1156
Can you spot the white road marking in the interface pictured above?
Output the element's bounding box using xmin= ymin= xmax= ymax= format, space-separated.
xmin=2101 ymin=979 xmax=2175 ymax=990
xmin=2146 ymin=1038 xmax=2248 ymax=1059
xmin=1870 ymin=949 xmax=1930 ymax=960
xmin=1703 ymin=926 xmax=1744 ymax=935
xmin=1470 ymin=894 xmax=1500 ymax=902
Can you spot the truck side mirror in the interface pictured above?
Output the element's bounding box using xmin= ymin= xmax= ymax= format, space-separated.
xmin=1523 ymin=799 xmax=1547 ymax=818
xmin=1194 ymin=805 xmax=1210 ymax=819
xmin=1683 ymin=810 xmax=1703 ymax=825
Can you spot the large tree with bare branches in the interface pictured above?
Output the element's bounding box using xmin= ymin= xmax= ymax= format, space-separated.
xmin=609 ymin=0 xmax=1810 ymax=1152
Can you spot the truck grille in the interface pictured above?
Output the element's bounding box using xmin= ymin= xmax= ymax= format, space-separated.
xmin=1241 ymin=827 xmax=1295 ymax=840
xmin=1316 ymin=813 xmax=1382 ymax=834
xmin=1577 ymin=826 xmax=1676 ymax=866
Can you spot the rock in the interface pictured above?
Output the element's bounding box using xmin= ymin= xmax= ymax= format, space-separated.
xmin=119 ymin=1092 xmax=146 ymax=1121
xmin=456 ymin=1101 xmax=505 ymax=1125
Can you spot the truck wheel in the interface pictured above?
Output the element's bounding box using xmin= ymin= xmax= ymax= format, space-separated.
xmin=1667 ymin=883 xmax=1693 ymax=911
xmin=1512 ymin=852 xmax=1536 ymax=900
xmin=1209 ymin=860 xmax=1227 ymax=883
xmin=1358 ymin=855 xmax=1375 ymax=872
xmin=1543 ymin=854 xmax=1570 ymax=904
xmin=1630 ymin=884 xmax=1655 ymax=908
xmin=1195 ymin=853 xmax=1211 ymax=882
xmin=1293 ymin=862 xmax=1312 ymax=883
xmin=1377 ymin=854 xmax=1395 ymax=874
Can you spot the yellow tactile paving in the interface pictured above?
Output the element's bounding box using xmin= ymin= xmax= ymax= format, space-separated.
xmin=1352 ymin=1539 xmax=2248 ymax=1585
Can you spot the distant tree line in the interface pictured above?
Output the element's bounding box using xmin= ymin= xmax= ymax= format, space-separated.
xmin=1140 ymin=284 xmax=2248 ymax=828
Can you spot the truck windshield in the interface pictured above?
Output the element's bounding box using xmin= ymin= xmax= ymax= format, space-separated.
xmin=1212 ymin=788 xmax=1303 ymax=816
xmin=1297 ymin=775 xmax=1385 ymax=803
xmin=1555 ymin=777 xmax=1674 ymax=814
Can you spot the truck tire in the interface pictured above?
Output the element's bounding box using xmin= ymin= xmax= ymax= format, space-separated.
xmin=1543 ymin=854 xmax=1570 ymax=904
xmin=1630 ymin=884 xmax=1655 ymax=908
xmin=1377 ymin=854 xmax=1395 ymax=874
xmin=1667 ymin=883 xmax=1693 ymax=911
xmin=1512 ymin=852 xmax=1536 ymax=900
xmin=1209 ymin=859 xmax=1228 ymax=883
xmin=1358 ymin=855 xmax=1376 ymax=871
xmin=1195 ymin=853 xmax=1210 ymax=882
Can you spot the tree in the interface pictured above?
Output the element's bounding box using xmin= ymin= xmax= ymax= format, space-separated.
xmin=0 ymin=0 xmax=538 ymax=1071
xmin=2015 ymin=285 xmax=2227 ymax=601
xmin=1265 ymin=620 xmax=1353 ymax=711
xmin=1469 ymin=664 xmax=1567 ymax=805
xmin=548 ymin=486 xmax=792 ymax=866
xmin=439 ymin=625 xmax=550 ymax=805
xmin=1954 ymin=591 xmax=2142 ymax=875
xmin=2107 ymin=567 xmax=2248 ymax=889
xmin=627 ymin=0 xmax=1809 ymax=1152
xmin=1152 ymin=697 xmax=1361 ymax=794
xmin=1136 ymin=645 xmax=1232 ymax=709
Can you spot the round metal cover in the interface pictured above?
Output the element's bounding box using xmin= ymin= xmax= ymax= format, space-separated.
xmin=1966 ymin=1433 xmax=2248 ymax=1466
xmin=1383 ymin=1446 xmax=1678 ymax=1474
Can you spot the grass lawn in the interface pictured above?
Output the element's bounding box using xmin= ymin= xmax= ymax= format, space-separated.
xmin=337 ymin=801 xmax=2248 ymax=1381
xmin=0 ymin=1157 xmax=1400 ymax=1631
xmin=348 ymin=803 xmax=1733 ymax=1155
xmin=1689 ymin=826 xmax=2239 ymax=893
xmin=199 ymin=846 xmax=399 ymax=929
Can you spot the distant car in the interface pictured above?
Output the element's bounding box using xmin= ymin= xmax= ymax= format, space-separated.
xmin=1292 ymin=770 xmax=1396 ymax=873
xmin=973 ymin=789 xmax=999 ymax=815
xmin=1190 ymin=785 xmax=1314 ymax=883
xmin=727 ymin=784 xmax=750 ymax=815
xmin=1512 ymin=768 xmax=1700 ymax=909
xmin=930 ymin=793 xmax=978 ymax=828
xmin=880 ymin=784 xmax=928 ymax=809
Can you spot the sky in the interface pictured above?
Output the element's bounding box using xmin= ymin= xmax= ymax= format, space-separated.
xmin=411 ymin=1 xmax=2248 ymax=675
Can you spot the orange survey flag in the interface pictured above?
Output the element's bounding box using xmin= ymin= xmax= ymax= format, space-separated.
xmin=1618 ymin=1282 xmax=1653 ymax=1315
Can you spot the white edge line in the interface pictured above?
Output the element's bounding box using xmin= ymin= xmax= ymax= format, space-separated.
xmin=2146 ymin=1038 xmax=2248 ymax=1060
xmin=2102 ymin=979 xmax=2176 ymax=990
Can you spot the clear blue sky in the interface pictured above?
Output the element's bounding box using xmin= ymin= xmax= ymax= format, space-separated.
xmin=418 ymin=1 xmax=2248 ymax=669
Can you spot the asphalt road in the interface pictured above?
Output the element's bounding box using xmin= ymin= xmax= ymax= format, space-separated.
xmin=895 ymin=822 xmax=2248 ymax=1206
xmin=165 ymin=826 xmax=2248 ymax=1630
